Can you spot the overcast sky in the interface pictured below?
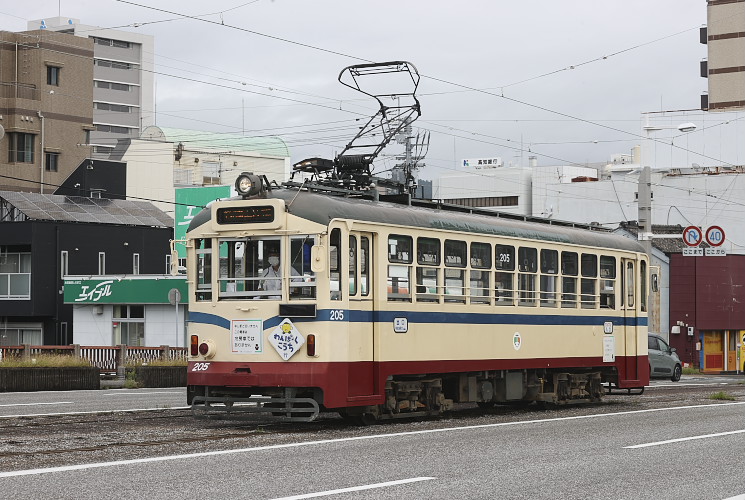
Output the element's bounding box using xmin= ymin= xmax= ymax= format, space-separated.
xmin=3 ymin=0 xmax=743 ymax=181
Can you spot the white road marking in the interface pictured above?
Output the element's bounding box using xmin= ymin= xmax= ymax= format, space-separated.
xmin=0 ymin=407 xmax=190 ymax=419
xmin=0 ymin=402 xmax=73 ymax=408
xmin=625 ymin=429 xmax=745 ymax=449
xmin=653 ymin=383 xmax=730 ymax=388
xmin=722 ymin=495 xmax=745 ymax=500
xmin=0 ymin=401 xmax=743 ymax=479
xmin=270 ymin=477 xmax=435 ymax=500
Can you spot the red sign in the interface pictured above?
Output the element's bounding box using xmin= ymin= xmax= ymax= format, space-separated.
xmin=682 ymin=226 xmax=702 ymax=247
xmin=705 ymin=226 xmax=725 ymax=247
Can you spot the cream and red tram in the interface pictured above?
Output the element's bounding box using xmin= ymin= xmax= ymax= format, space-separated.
xmin=186 ymin=177 xmax=649 ymax=422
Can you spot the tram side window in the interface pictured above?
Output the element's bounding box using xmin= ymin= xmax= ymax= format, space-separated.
xmin=330 ymin=228 xmax=341 ymax=301
xmin=561 ymin=251 xmax=578 ymax=308
xmin=444 ymin=239 xmax=466 ymax=303
xmin=518 ymin=247 xmax=537 ymax=306
xmin=388 ymin=234 xmax=412 ymax=302
xmin=580 ymin=253 xmax=598 ymax=309
xmin=599 ymin=256 xmax=616 ymax=309
xmin=349 ymin=235 xmax=357 ymax=296
xmin=625 ymin=261 xmax=635 ymax=308
xmin=470 ymin=242 xmax=491 ymax=305
xmin=195 ymin=238 xmax=212 ymax=301
xmin=360 ymin=236 xmax=370 ymax=297
xmin=540 ymin=249 xmax=558 ymax=307
xmin=290 ymin=235 xmax=316 ymax=299
xmin=495 ymin=244 xmax=515 ymax=305
xmin=640 ymin=261 xmax=647 ymax=312
xmin=416 ymin=237 xmax=440 ymax=303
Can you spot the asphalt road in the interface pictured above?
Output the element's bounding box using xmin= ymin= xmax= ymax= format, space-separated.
xmin=0 ymin=375 xmax=743 ymax=500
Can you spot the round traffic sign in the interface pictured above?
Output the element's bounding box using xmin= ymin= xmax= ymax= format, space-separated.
xmin=705 ymin=226 xmax=725 ymax=247
xmin=682 ymin=226 xmax=702 ymax=247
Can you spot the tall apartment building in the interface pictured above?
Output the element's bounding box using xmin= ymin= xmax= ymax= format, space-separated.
xmin=28 ymin=17 xmax=155 ymax=158
xmin=0 ymin=29 xmax=94 ymax=193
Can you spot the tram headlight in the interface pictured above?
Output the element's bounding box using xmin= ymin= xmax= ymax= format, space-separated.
xmin=198 ymin=339 xmax=216 ymax=359
xmin=235 ymin=172 xmax=263 ymax=198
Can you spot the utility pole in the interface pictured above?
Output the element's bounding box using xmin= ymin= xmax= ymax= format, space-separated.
xmin=637 ymin=166 xmax=653 ymax=259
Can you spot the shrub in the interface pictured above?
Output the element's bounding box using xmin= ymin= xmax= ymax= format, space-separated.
xmin=0 ymin=354 xmax=93 ymax=368
xmin=125 ymin=358 xmax=187 ymax=368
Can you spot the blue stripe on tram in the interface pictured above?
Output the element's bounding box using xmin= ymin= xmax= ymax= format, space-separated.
xmin=189 ymin=308 xmax=648 ymax=330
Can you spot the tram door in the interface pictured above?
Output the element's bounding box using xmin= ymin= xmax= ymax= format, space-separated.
xmin=620 ymin=259 xmax=639 ymax=383
xmin=347 ymin=231 xmax=376 ymax=397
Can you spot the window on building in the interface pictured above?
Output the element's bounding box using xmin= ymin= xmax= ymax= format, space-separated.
xmin=94 ymin=102 xmax=131 ymax=113
xmin=132 ymin=253 xmax=140 ymax=275
xmin=0 ymin=250 xmax=31 ymax=300
xmin=96 ymin=81 xmax=132 ymax=92
xmin=495 ymin=244 xmax=515 ymax=305
xmin=47 ymin=66 xmax=60 ymax=86
xmin=8 ymin=133 xmax=35 ymax=163
xmin=98 ymin=252 xmax=106 ymax=275
xmin=113 ymin=305 xmax=145 ymax=346
xmin=0 ymin=325 xmax=42 ymax=346
xmin=45 ymin=152 xmax=59 ymax=172
xmin=60 ymin=250 xmax=68 ymax=279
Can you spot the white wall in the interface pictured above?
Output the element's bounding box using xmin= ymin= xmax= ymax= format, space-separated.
xmin=72 ymin=304 xmax=186 ymax=347
xmin=432 ymin=166 xmax=533 ymax=215
xmin=122 ymin=139 xmax=175 ymax=215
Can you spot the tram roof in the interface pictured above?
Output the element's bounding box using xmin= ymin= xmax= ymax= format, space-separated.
xmin=191 ymin=189 xmax=645 ymax=253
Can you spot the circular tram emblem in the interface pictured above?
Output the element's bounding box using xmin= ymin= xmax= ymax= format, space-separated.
xmin=682 ymin=226 xmax=702 ymax=247
xmin=513 ymin=332 xmax=522 ymax=351
xmin=705 ymin=226 xmax=725 ymax=247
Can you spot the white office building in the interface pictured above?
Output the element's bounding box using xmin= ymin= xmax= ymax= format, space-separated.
xmin=28 ymin=17 xmax=155 ymax=159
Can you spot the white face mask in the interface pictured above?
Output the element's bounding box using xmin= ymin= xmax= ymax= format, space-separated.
xmin=268 ymin=256 xmax=279 ymax=266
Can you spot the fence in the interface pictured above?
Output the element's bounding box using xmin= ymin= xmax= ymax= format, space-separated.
xmin=0 ymin=344 xmax=187 ymax=373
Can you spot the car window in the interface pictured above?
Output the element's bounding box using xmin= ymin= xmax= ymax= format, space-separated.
xmin=648 ymin=337 xmax=659 ymax=351
xmin=658 ymin=338 xmax=670 ymax=352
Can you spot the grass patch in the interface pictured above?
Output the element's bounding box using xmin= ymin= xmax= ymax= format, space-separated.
xmin=710 ymin=391 xmax=735 ymax=401
xmin=682 ymin=366 xmax=700 ymax=375
xmin=0 ymin=354 xmax=93 ymax=368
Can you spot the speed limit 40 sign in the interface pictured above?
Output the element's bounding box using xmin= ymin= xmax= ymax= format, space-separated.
xmin=705 ymin=226 xmax=725 ymax=247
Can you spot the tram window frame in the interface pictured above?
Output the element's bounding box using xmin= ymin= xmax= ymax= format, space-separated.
xmin=289 ymin=235 xmax=316 ymax=300
xmin=640 ymin=260 xmax=647 ymax=312
xmin=416 ymin=237 xmax=440 ymax=303
xmin=195 ymin=238 xmax=212 ymax=301
xmin=561 ymin=251 xmax=578 ymax=308
xmin=444 ymin=240 xmax=467 ymax=303
xmin=495 ymin=244 xmax=515 ymax=305
xmin=388 ymin=234 xmax=412 ymax=302
xmin=599 ymin=255 xmax=616 ymax=309
xmin=540 ymin=249 xmax=558 ymax=307
xmin=217 ymin=236 xmax=284 ymax=300
xmin=330 ymin=228 xmax=342 ymax=300
xmin=625 ymin=261 xmax=635 ymax=308
xmin=518 ymin=247 xmax=537 ymax=306
xmin=470 ymin=242 xmax=491 ymax=305
xmin=360 ymin=236 xmax=370 ymax=297
xmin=580 ymin=253 xmax=598 ymax=309
xmin=349 ymin=235 xmax=357 ymax=296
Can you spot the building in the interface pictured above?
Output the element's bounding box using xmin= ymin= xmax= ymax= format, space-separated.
xmin=700 ymin=0 xmax=745 ymax=111
xmin=0 ymin=191 xmax=173 ymax=345
xmin=109 ymin=126 xmax=291 ymax=215
xmin=63 ymin=275 xmax=187 ymax=348
xmin=27 ymin=17 xmax=155 ymax=159
xmin=0 ymin=29 xmax=95 ymax=193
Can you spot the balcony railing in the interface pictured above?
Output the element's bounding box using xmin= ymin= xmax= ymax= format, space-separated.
xmin=0 ymin=82 xmax=40 ymax=100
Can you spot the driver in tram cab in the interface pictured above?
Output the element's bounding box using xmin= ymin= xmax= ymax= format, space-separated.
xmin=259 ymin=248 xmax=301 ymax=299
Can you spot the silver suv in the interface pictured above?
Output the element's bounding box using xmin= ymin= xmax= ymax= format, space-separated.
xmin=648 ymin=334 xmax=682 ymax=382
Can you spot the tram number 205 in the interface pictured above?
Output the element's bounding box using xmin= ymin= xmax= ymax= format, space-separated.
xmin=192 ymin=362 xmax=211 ymax=372
xmin=329 ymin=310 xmax=345 ymax=321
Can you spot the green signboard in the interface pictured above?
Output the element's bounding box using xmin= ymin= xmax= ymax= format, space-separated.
xmin=174 ymin=185 xmax=231 ymax=258
xmin=64 ymin=278 xmax=188 ymax=304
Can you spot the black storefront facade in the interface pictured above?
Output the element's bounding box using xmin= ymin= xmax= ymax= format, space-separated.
xmin=0 ymin=192 xmax=172 ymax=345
